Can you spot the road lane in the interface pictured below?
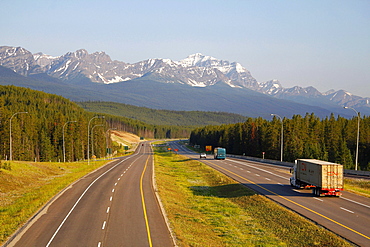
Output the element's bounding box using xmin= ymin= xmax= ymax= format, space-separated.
xmin=7 ymin=143 xmax=173 ymax=247
xmin=171 ymin=141 xmax=370 ymax=246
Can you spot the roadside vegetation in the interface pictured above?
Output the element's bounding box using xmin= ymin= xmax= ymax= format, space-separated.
xmin=0 ymin=159 xmax=111 ymax=244
xmin=154 ymin=144 xmax=351 ymax=246
xmin=344 ymin=178 xmax=370 ymax=198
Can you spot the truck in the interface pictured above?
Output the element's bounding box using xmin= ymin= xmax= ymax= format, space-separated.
xmin=214 ymin=147 xmax=226 ymax=160
xmin=290 ymin=159 xmax=343 ymax=197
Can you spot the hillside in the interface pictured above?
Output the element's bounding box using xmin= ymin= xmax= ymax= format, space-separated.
xmin=77 ymin=101 xmax=248 ymax=126
xmin=0 ymin=85 xmax=193 ymax=162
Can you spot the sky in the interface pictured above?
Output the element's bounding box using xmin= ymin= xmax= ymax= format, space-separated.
xmin=2 ymin=0 xmax=370 ymax=97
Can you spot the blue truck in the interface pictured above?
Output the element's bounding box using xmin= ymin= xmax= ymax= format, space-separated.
xmin=214 ymin=147 xmax=226 ymax=160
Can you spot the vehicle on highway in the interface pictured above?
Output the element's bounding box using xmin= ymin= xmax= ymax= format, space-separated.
xmin=290 ymin=159 xmax=343 ymax=196
xmin=214 ymin=147 xmax=226 ymax=160
xmin=200 ymin=153 xmax=207 ymax=159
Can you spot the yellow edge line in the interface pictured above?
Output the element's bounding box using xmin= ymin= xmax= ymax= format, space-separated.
xmin=140 ymin=155 xmax=153 ymax=247
xmin=211 ymin=162 xmax=370 ymax=240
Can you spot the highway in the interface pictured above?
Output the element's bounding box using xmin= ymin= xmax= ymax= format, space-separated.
xmin=7 ymin=142 xmax=174 ymax=247
xmin=171 ymin=141 xmax=370 ymax=247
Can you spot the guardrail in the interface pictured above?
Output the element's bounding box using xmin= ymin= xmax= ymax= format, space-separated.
xmin=228 ymin=154 xmax=370 ymax=177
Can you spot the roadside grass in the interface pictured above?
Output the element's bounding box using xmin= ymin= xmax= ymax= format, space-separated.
xmin=344 ymin=178 xmax=370 ymax=198
xmin=154 ymin=146 xmax=351 ymax=247
xmin=0 ymin=159 xmax=109 ymax=244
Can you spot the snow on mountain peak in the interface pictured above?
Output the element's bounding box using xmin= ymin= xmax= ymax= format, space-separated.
xmin=179 ymin=53 xmax=219 ymax=67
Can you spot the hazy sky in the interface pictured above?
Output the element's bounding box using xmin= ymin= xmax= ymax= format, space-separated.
xmin=2 ymin=0 xmax=370 ymax=97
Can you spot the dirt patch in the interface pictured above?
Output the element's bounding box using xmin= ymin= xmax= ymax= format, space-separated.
xmin=110 ymin=130 xmax=141 ymax=146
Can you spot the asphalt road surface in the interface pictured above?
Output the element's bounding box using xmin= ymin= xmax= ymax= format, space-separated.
xmin=7 ymin=142 xmax=174 ymax=247
xmin=171 ymin=141 xmax=370 ymax=247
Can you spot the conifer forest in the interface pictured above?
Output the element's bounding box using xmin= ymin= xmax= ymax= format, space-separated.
xmin=190 ymin=113 xmax=370 ymax=170
xmin=0 ymin=86 xmax=190 ymax=162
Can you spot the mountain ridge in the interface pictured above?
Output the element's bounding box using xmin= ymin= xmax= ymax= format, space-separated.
xmin=1 ymin=45 xmax=369 ymax=117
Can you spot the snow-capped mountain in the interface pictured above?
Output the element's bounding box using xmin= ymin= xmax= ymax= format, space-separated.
xmin=0 ymin=45 xmax=369 ymax=114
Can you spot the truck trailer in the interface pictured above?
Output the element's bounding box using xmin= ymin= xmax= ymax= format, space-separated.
xmin=290 ymin=159 xmax=343 ymax=197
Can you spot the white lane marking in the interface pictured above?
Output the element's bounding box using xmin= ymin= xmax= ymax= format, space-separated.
xmin=292 ymin=189 xmax=302 ymax=193
xmin=121 ymin=174 xmax=123 ymax=176
xmin=112 ymin=189 xmax=115 ymax=193
xmin=314 ymin=197 xmax=323 ymax=202
xmin=98 ymin=242 xmax=101 ymax=247
xmin=118 ymin=178 xmax=120 ymax=180
xmin=255 ymin=174 xmax=260 ymax=177
xmin=278 ymin=183 xmax=284 ymax=186
xmin=240 ymin=168 xmax=243 ymax=170
xmin=265 ymin=178 xmax=271 ymax=181
xmin=110 ymin=196 xmax=113 ymax=201
xmin=46 ymin=154 xmax=138 ymax=247
xmin=247 ymin=171 xmax=251 ymax=173
xmin=102 ymin=221 xmax=106 ymax=229
xmin=341 ymin=197 xmax=370 ymax=209
xmin=340 ymin=207 xmax=354 ymax=214
xmin=106 ymin=207 xmax=110 ymax=213
xmin=114 ymin=183 xmax=117 ymax=186
xmin=229 ymin=159 xmax=289 ymax=180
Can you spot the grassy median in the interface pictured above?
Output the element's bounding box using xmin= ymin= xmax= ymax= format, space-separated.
xmin=154 ymin=146 xmax=351 ymax=247
xmin=344 ymin=178 xmax=370 ymax=198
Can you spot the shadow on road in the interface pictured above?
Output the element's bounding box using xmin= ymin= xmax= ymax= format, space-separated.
xmin=189 ymin=183 xmax=316 ymax=198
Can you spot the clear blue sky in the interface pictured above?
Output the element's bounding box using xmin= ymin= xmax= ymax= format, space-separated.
xmin=2 ymin=0 xmax=370 ymax=97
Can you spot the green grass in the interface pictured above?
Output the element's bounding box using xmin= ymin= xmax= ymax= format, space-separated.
xmin=0 ymin=159 xmax=109 ymax=244
xmin=344 ymin=178 xmax=370 ymax=197
xmin=154 ymin=146 xmax=351 ymax=247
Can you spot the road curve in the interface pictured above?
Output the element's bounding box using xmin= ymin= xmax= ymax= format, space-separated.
xmin=171 ymin=141 xmax=370 ymax=247
xmin=6 ymin=142 xmax=174 ymax=247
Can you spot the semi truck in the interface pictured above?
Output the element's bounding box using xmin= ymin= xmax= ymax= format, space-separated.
xmin=214 ymin=147 xmax=226 ymax=160
xmin=290 ymin=159 xmax=343 ymax=197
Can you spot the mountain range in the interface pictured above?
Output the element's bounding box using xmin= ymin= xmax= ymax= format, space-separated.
xmin=0 ymin=45 xmax=369 ymax=118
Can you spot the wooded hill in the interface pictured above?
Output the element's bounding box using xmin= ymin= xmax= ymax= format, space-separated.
xmin=0 ymin=85 xmax=191 ymax=162
xmin=77 ymin=101 xmax=248 ymax=126
xmin=190 ymin=113 xmax=370 ymax=170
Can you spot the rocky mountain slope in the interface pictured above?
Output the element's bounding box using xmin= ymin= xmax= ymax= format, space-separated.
xmin=0 ymin=46 xmax=369 ymax=116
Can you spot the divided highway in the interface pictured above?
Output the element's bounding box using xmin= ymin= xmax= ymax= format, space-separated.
xmin=171 ymin=141 xmax=370 ymax=247
xmin=7 ymin=143 xmax=173 ymax=247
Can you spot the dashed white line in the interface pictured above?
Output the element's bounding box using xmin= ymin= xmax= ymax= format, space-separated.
xmin=112 ymin=189 xmax=115 ymax=193
xmin=118 ymin=178 xmax=120 ymax=180
xmin=98 ymin=242 xmax=101 ymax=247
xmin=102 ymin=221 xmax=106 ymax=229
xmin=110 ymin=196 xmax=113 ymax=201
xmin=114 ymin=182 xmax=117 ymax=186
xmin=265 ymin=178 xmax=271 ymax=181
xmin=106 ymin=207 xmax=110 ymax=213
xmin=314 ymin=197 xmax=323 ymax=202
xmin=255 ymin=174 xmax=260 ymax=177
xmin=341 ymin=197 xmax=370 ymax=209
xmin=340 ymin=207 xmax=354 ymax=214
xmin=247 ymin=171 xmax=251 ymax=173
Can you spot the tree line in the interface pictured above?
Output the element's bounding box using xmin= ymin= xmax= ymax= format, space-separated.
xmin=0 ymin=85 xmax=190 ymax=162
xmin=190 ymin=113 xmax=370 ymax=170
xmin=76 ymin=101 xmax=248 ymax=126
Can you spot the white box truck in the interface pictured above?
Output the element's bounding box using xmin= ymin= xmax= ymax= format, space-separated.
xmin=290 ymin=159 xmax=343 ymax=197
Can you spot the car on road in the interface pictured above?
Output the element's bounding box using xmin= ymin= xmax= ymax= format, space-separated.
xmin=200 ymin=153 xmax=206 ymax=159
